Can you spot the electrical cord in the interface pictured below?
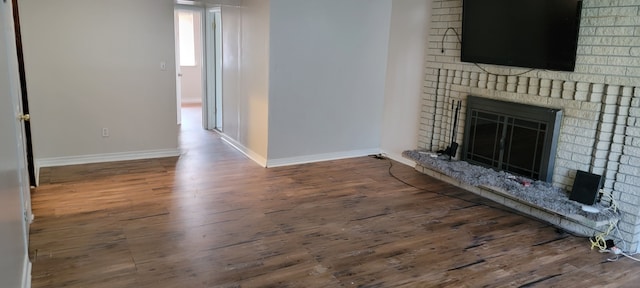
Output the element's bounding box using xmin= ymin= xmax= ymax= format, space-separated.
xmin=603 ymin=249 xmax=640 ymax=263
xmin=441 ymin=27 xmax=535 ymax=77
xmin=373 ymin=154 xmax=640 ymax=261
xmin=599 ymin=189 xmax=618 ymax=213
xmin=620 ymin=252 xmax=640 ymax=262
xmin=441 ymin=27 xmax=462 ymax=54
xmin=379 ymin=155 xmax=640 ymax=260
xmin=613 ymin=222 xmax=628 ymax=252
xmin=376 ymin=154 xmax=589 ymax=240
xmin=381 ymin=154 xmax=498 ymax=210
xmin=589 ymin=190 xmax=633 ymax=258
xmin=379 ymin=155 xmax=640 ymax=261
xmin=384 ymin=155 xmax=493 ymax=207
xmin=472 ymin=62 xmax=536 ymax=77
xmin=590 ymin=221 xmax=615 ymax=251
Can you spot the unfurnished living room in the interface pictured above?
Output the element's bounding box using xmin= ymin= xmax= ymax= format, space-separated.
xmin=2 ymin=0 xmax=640 ymax=287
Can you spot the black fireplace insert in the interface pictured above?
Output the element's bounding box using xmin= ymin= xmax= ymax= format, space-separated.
xmin=462 ymin=96 xmax=562 ymax=182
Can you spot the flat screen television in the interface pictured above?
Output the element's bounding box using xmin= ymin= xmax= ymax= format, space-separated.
xmin=461 ymin=0 xmax=582 ymax=72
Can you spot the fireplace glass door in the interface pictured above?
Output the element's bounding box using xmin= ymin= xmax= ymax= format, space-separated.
xmin=462 ymin=96 xmax=562 ymax=182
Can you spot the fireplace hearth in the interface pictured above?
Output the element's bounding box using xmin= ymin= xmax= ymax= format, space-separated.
xmin=402 ymin=150 xmax=619 ymax=237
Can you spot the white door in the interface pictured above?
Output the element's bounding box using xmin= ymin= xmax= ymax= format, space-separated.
xmin=174 ymin=9 xmax=182 ymax=124
xmin=1 ymin=1 xmax=32 ymax=286
xmin=205 ymin=8 xmax=223 ymax=131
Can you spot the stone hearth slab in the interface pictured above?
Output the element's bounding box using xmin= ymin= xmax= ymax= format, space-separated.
xmin=403 ymin=150 xmax=619 ymax=237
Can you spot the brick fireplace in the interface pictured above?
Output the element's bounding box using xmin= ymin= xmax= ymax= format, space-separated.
xmin=414 ymin=0 xmax=640 ymax=253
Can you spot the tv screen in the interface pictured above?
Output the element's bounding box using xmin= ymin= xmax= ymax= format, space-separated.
xmin=461 ymin=0 xmax=582 ymax=72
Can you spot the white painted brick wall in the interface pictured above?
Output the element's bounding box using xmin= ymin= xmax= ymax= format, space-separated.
xmin=418 ymin=0 xmax=640 ymax=252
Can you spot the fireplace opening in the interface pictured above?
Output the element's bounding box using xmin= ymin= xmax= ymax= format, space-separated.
xmin=462 ymin=96 xmax=562 ymax=182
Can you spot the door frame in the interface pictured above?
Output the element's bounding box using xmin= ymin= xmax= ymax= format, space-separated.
xmin=174 ymin=8 xmax=183 ymax=124
xmin=12 ymin=0 xmax=36 ymax=188
xmin=10 ymin=0 xmax=32 ymax=223
xmin=1 ymin=0 xmax=33 ymax=286
xmin=205 ymin=7 xmax=223 ymax=131
xmin=174 ymin=3 xmax=222 ymax=131
xmin=175 ymin=4 xmax=206 ymax=127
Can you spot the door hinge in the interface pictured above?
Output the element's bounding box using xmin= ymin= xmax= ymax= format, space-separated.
xmin=18 ymin=114 xmax=30 ymax=121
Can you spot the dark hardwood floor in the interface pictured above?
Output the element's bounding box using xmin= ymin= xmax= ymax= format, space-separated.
xmin=29 ymin=106 xmax=639 ymax=287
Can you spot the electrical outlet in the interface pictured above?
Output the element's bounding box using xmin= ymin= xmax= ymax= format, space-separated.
xmin=102 ymin=128 xmax=109 ymax=137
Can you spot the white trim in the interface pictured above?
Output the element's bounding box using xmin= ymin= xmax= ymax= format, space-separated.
xmin=34 ymin=167 xmax=40 ymax=187
xmin=266 ymin=148 xmax=380 ymax=168
xmin=21 ymin=254 xmax=31 ymax=288
xmin=180 ymin=99 xmax=203 ymax=105
xmin=380 ymin=150 xmax=416 ymax=167
xmin=36 ymin=149 xmax=181 ymax=169
xmin=219 ymin=133 xmax=267 ymax=167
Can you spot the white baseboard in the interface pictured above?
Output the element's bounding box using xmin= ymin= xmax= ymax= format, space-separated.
xmin=219 ymin=134 xmax=267 ymax=167
xmin=380 ymin=150 xmax=416 ymax=167
xmin=36 ymin=149 xmax=181 ymax=169
xmin=22 ymin=254 xmax=31 ymax=288
xmin=266 ymin=148 xmax=380 ymax=168
xmin=180 ymin=100 xmax=202 ymax=105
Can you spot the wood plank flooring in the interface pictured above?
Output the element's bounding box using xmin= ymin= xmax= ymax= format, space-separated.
xmin=29 ymin=107 xmax=640 ymax=287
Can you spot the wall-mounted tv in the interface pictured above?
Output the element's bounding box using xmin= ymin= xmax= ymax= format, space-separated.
xmin=461 ymin=0 xmax=582 ymax=72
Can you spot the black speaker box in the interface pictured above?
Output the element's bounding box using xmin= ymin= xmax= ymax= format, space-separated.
xmin=569 ymin=170 xmax=602 ymax=205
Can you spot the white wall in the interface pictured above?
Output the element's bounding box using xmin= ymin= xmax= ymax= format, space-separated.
xmin=0 ymin=1 xmax=30 ymax=286
xmin=19 ymin=0 xmax=179 ymax=167
xmin=240 ymin=0 xmax=270 ymax=159
xmin=380 ymin=0 xmax=432 ymax=166
xmin=220 ymin=0 xmax=270 ymax=165
xmin=267 ymin=0 xmax=392 ymax=165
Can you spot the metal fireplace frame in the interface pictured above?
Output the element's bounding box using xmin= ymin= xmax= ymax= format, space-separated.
xmin=462 ymin=96 xmax=563 ymax=182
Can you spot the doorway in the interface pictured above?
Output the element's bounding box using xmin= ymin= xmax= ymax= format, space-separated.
xmin=174 ymin=5 xmax=222 ymax=131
